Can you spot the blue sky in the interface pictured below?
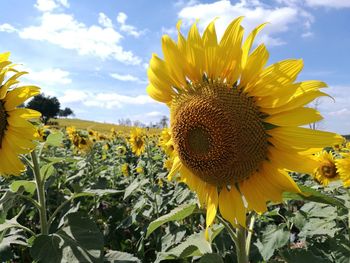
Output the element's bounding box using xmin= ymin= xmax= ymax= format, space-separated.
xmin=0 ymin=0 xmax=349 ymax=134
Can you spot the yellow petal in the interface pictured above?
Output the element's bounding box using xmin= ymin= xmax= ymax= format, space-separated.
xmin=241 ymin=23 xmax=267 ymax=68
xmin=240 ymin=44 xmax=269 ymax=88
xmin=4 ymin=86 xmax=40 ymax=110
xmin=219 ymin=186 xmax=246 ymax=227
xmin=162 ymin=35 xmax=186 ymax=87
xmin=146 ymin=84 xmax=173 ymax=104
xmin=265 ymin=107 xmax=323 ymax=126
xmin=167 ymin=156 xmax=182 ymax=180
xmin=205 ymin=184 xmax=218 ymax=240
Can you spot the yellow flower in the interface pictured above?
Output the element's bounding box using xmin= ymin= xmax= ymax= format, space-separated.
xmin=146 ymin=18 xmax=342 ymax=234
xmin=129 ymin=128 xmax=145 ymax=156
xmin=116 ymin=145 xmax=127 ymax=155
xmin=136 ymin=166 xmax=144 ymax=174
xmin=313 ymin=151 xmax=339 ymax=186
xmin=163 ymin=158 xmax=173 ymax=171
xmin=0 ymin=52 xmax=41 ymax=176
xmin=336 ymin=153 xmax=350 ymax=187
xmin=121 ymin=163 xmax=129 ymax=176
xmin=159 ymin=128 xmax=175 ymax=157
xmin=66 ymin=127 xmax=92 ymax=153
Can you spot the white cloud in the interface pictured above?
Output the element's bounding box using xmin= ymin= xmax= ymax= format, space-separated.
xmin=17 ymin=12 xmax=141 ymax=65
xmin=306 ymin=0 xmax=350 ymax=8
xmin=35 ymin=0 xmax=69 ymax=12
xmin=110 ymin=73 xmax=147 ymax=84
xmin=301 ymin=31 xmax=313 ymax=38
xmin=23 ymin=67 xmax=72 ymax=85
xmin=98 ymin=12 xmax=113 ymax=28
xmin=146 ymin=111 xmax=164 ymax=117
xmin=328 ymin=108 xmax=350 ymax=116
xmin=116 ymin=12 xmax=143 ymax=38
xmin=59 ymin=89 xmax=155 ymax=109
xmin=177 ymin=0 xmax=313 ymax=46
xmin=0 ymin=23 xmax=17 ymax=33
xmin=316 ymin=85 xmax=350 ymax=134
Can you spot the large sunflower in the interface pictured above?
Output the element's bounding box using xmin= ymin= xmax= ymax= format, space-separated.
xmin=0 ymin=52 xmax=41 ymax=176
xmin=146 ymin=18 xmax=342 ymax=232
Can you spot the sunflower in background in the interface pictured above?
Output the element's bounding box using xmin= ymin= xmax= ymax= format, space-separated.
xmin=336 ymin=153 xmax=350 ymax=187
xmin=129 ymin=128 xmax=146 ymax=156
xmin=313 ymin=151 xmax=339 ymax=186
xmin=0 ymin=52 xmax=41 ymax=176
xmin=147 ymin=18 xmax=342 ymax=234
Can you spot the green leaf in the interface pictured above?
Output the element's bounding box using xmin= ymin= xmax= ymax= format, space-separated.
xmin=255 ymin=224 xmax=290 ymax=261
xmin=199 ymin=253 xmax=224 ymax=263
xmin=279 ymin=248 xmax=331 ymax=263
xmin=104 ymin=250 xmax=141 ymax=262
xmin=207 ymin=224 xmax=224 ymax=243
xmin=40 ymin=164 xmax=56 ymax=181
xmin=31 ymin=212 xmax=104 ymax=263
xmin=83 ymin=189 xmax=123 ymax=196
xmin=123 ymin=179 xmax=148 ymax=200
xmin=30 ymin=234 xmax=62 ymax=263
xmin=146 ymin=203 xmax=197 ymax=238
xmin=45 ymin=132 xmax=64 ymax=147
xmin=0 ymin=217 xmax=23 ymax=233
xmin=155 ymin=231 xmax=212 ymax=262
xmin=10 ymin=180 xmax=36 ymax=195
xmin=283 ymin=185 xmax=346 ymax=209
xmin=58 ymin=212 xmax=104 ymax=262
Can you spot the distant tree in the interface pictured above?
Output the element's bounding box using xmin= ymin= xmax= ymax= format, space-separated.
xmin=59 ymin=107 xmax=74 ymax=118
xmin=159 ymin=115 xmax=169 ymax=128
xmin=27 ymin=94 xmax=60 ymax=124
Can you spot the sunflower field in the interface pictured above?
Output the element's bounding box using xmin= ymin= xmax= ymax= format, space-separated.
xmin=1 ymin=18 xmax=350 ymax=263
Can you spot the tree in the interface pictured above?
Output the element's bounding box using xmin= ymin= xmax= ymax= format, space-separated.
xmin=27 ymin=94 xmax=60 ymax=124
xmin=159 ymin=115 xmax=169 ymax=128
xmin=59 ymin=107 xmax=74 ymax=118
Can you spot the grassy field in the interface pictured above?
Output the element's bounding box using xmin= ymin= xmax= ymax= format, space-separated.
xmin=50 ymin=118 xmax=160 ymax=134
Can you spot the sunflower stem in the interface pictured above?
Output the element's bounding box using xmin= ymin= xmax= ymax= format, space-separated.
xmin=245 ymin=213 xmax=256 ymax=258
xmin=217 ymin=215 xmax=238 ymax=246
xmin=236 ymin=225 xmax=249 ymax=263
xmin=31 ymin=150 xmax=49 ymax=235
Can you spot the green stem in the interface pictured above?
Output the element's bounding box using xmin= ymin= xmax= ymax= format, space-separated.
xmin=217 ymin=215 xmax=238 ymax=246
xmin=31 ymin=150 xmax=48 ymax=235
xmin=245 ymin=213 xmax=256 ymax=258
xmin=236 ymin=225 xmax=248 ymax=263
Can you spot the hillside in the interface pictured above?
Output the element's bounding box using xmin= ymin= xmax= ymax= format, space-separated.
xmin=50 ymin=118 xmax=160 ymax=134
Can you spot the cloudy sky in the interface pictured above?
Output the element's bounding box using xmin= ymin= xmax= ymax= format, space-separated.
xmin=0 ymin=0 xmax=349 ymax=134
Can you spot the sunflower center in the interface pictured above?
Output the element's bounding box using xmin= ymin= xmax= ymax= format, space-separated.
xmin=135 ymin=137 xmax=143 ymax=148
xmin=171 ymin=80 xmax=268 ymax=186
xmin=321 ymin=163 xmax=337 ymax=179
xmin=0 ymin=100 xmax=8 ymax=148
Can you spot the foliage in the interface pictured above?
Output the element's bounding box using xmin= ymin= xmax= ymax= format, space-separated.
xmin=1 ymin=127 xmax=350 ymax=262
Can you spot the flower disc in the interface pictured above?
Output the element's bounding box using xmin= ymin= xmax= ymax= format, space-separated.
xmin=171 ymin=81 xmax=268 ymax=186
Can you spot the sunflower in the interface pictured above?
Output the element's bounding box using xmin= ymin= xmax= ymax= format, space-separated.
xmin=146 ymin=18 xmax=342 ymax=234
xmin=121 ymin=163 xmax=130 ymax=176
xmin=116 ymin=145 xmax=127 ymax=155
xmin=313 ymin=151 xmax=339 ymax=186
xmin=159 ymin=128 xmax=175 ymax=157
xmin=0 ymin=52 xmax=41 ymax=176
xmin=129 ymin=128 xmax=146 ymax=156
xmin=336 ymin=153 xmax=350 ymax=187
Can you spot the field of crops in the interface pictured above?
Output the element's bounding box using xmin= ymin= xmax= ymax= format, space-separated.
xmin=1 ymin=124 xmax=350 ymax=262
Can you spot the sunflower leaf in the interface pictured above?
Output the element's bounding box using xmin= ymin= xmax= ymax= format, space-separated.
xmin=283 ymin=185 xmax=346 ymax=209
xmin=146 ymin=203 xmax=197 ymax=238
